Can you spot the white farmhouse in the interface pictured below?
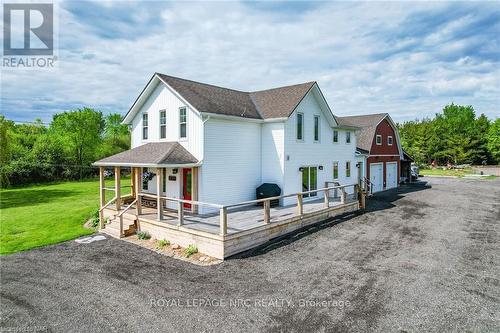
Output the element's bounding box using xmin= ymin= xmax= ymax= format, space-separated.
xmin=95 ymin=73 xmax=360 ymax=213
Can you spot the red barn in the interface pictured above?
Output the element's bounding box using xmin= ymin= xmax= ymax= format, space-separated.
xmin=337 ymin=113 xmax=403 ymax=193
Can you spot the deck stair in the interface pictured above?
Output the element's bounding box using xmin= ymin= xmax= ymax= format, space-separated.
xmin=101 ymin=208 xmax=137 ymax=238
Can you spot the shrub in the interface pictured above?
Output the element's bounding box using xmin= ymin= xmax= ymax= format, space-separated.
xmin=88 ymin=208 xmax=100 ymax=228
xmin=137 ymin=231 xmax=151 ymax=240
xmin=185 ymin=244 xmax=198 ymax=257
xmin=156 ymin=239 xmax=170 ymax=249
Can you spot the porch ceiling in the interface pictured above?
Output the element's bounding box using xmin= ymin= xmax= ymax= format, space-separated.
xmin=93 ymin=142 xmax=199 ymax=167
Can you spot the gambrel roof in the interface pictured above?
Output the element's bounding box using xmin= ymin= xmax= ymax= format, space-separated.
xmin=336 ymin=113 xmax=388 ymax=152
xmin=336 ymin=113 xmax=403 ymax=159
xmin=123 ymin=73 xmax=326 ymax=123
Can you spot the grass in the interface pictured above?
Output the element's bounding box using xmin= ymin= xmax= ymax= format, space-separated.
xmin=419 ymin=168 xmax=474 ymax=177
xmin=0 ymin=176 xmax=131 ymax=255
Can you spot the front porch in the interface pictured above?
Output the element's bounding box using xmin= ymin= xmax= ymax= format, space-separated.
xmin=93 ymin=142 xmax=366 ymax=259
xmin=97 ymin=166 xmax=362 ymax=259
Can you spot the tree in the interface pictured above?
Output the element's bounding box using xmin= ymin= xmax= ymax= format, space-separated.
xmin=99 ymin=113 xmax=130 ymax=158
xmin=487 ymin=118 xmax=500 ymax=163
xmin=0 ymin=115 xmax=14 ymax=187
xmin=51 ymin=108 xmax=105 ymax=178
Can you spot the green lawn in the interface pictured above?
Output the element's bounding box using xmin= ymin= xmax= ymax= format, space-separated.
xmin=420 ymin=168 xmax=474 ymax=177
xmin=0 ymin=177 xmax=131 ymax=255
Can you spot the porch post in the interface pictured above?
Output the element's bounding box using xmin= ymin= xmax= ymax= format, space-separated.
xmin=99 ymin=167 xmax=105 ymax=228
xmin=297 ymin=193 xmax=303 ymax=216
xmin=130 ymin=168 xmax=135 ymax=198
xmin=135 ymin=167 xmax=142 ymax=215
xmin=156 ymin=167 xmax=163 ymax=221
xmin=114 ymin=167 xmax=121 ymax=210
xmin=323 ymin=188 xmax=329 ymax=208
xmin=219 ymin=207 xmax=227 ymax=236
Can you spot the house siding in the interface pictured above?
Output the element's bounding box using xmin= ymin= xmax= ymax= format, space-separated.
xmin=130 ymin=82 xmax=204 ymax=161
xmin=199 ymin=118 xmax=262 ymax=211
xmin=282 ymin=92 xmax=357 ymax=206
xmin=261 ymin=122 xmax=285 ymax=189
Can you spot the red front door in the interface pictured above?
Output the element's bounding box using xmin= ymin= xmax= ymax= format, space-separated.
xmin=182 ymin=168 xmax=192 ymax=209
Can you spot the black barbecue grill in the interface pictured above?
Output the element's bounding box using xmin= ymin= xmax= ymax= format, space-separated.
xmin=256 ymin=183 xmax=281 ymax=207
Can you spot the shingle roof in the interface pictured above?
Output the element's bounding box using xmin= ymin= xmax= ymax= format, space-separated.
xmin=93 ymin=142 xmax=198 ymax=166
xmin=250 ymin=82 xmax=316 ymax=119
xmin=157 ymin=73 xmax=315 ymax=120
xmin=336 ymin=113 xmax=388 ymax=152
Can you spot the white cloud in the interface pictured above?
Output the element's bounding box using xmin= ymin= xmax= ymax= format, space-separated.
xmin=1 ymin=1 xmax=499 ymax=123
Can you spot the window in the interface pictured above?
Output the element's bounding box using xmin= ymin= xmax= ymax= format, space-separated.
xmin=296 ymin=113 xmax=304 ymax=140
xmin=333 ymin=162 xmax=339 ymax=180
xmin=387 ymin=136 xmax=393 ymax=145
xmin=142 ymin=113 xmax=148 ymax=140
xmin=159 ymin=110 xmax=166 ymax=139
xmin=301 ymin=166 xmax=317 ymax=198
xmin=179 ymin=107 xmax=187 ymax=138
xmin=333 ymin=130 xmax=338 ymax=143
xmin=346 ymin=131 xmax=351 ymax=144
xmin=376 ymin=134 xmax=382 ymax=145
xmin=346 ymin=161 xmax=351 ymax=177
xmin=142 ymin=168 xmax=148 ymax=190
xmin=314 ymin=115 xmax=320 ymax=142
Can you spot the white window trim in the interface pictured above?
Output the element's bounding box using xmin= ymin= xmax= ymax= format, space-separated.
xmin=296 ymin=112 xmax=304 ymax=142
xmin=159 ymin=109 xmax=167 ymax=140
xmin=142 ymin=113 xmax=148 ymax=141
xmin=387 ymin=135 xmax=393 ymax=145
xmin=333 ymin=130 xmax=339 ymax=143
xmin=346 ymin=161 xmax=351 ymax=178
xmin=179 ymin=107 xmax=187 ymax=141
xmin=376 ymin=134 xmax=382 ymax=145
xmin=346 ymin=131 xmax=351 ymax=144
xmin=300 ymin=165 xmax=318 ymax=198
xmin=333 ymin=161 xmax=339 ymax=180
xmin=313 ymin=115 xmax=320 ymax=142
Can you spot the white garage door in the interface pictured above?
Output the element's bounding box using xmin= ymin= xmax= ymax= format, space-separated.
xmin=386 ymin=162 xmax=398 ymax=189
xmin=370 ymin=163 xmax=383 ymax=193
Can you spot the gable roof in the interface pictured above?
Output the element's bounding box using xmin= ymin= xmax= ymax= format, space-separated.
xmin=124 ymin=73 xmax=320 ymax=123
xmin=93 ymin=142 xmax=198 ymax=167
xmin=250 ymin=82 xmax=316 ymax=119
xmin=336 ymin=113 xmax=388 ymax=152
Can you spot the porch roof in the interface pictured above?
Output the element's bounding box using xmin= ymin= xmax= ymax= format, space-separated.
xmin=93 ymin=142 xmax=199 ymax=168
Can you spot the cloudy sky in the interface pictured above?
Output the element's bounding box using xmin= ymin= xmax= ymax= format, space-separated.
xmin=1 ymin=0 xmax=499 ymax=123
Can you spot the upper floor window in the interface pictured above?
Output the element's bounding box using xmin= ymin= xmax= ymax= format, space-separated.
xmin=387 ymin=136 xmax=393 ymax=145
xmin=333 ymin=162 xmax=339 ymax=180
xmin=346 ymin=161 xmax=351 ymax=177
xmin=333 ymin=130 xmax=338 ymax=143
xmin=313 ymin=115 xmax=320 ymax=142
xmin=142 ymin=113 xmax=148 ymax=140
xmin=376 ymin=134 xmax=382 ymax=145
xmin=296 ymin=113 xmax=304 ymax=141
xmin=346 ymin=131 xmax=351 ymax=144
xmin=159 ymin=110 xmax=166 ymax=139
xmin=179 ymin=107 xmax=187 ymax=139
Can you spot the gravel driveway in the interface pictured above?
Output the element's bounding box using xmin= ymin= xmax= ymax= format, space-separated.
xmin=1 ymin=177 xmax=499 ymax=332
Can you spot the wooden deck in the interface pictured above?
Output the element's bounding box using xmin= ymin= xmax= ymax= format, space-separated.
xmin=101 ymin=182 xmax=364 ymax=259
xmin=125 ymin=194 xmax=357 ymax=235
